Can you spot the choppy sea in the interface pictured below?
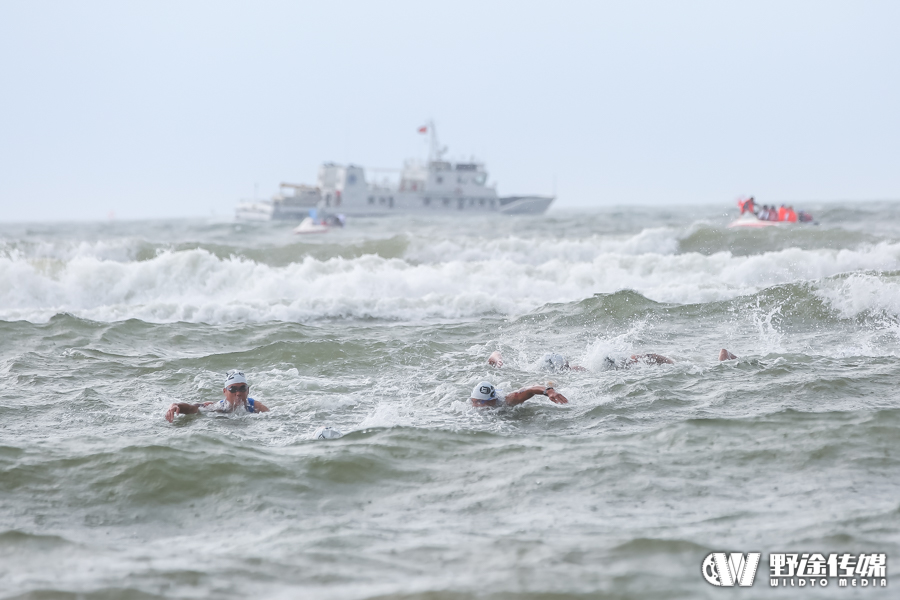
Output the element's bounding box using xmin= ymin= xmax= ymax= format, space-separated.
xmin=2 ymin=203 xmax=899 ymax=599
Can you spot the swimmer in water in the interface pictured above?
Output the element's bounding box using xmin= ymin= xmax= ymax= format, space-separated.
xmin=719 ymin=349 xmax=737 ymax=361
xmin=603 ymin=353 xmax=674 ymax=369
xmin=469 ymin=381 xmax=568 ymax=407
xmin=165 ymin=370 xmax=269 ymax=422
xmin=488 ymin=351 xmax=586 ymax=372
xmin=604 ymin=348 xmax=738 ymax=369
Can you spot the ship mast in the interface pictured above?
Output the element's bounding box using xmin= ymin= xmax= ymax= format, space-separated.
xmin=425 ymin=120 xmax=447 ymax=163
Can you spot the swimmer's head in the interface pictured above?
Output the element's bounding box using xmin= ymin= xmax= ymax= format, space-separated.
xmin=540 ymin=353 xmax=568 ymax=372
xmin=602 ymin=356 xmax=618 ymax=371
xmin=223 ymin=370 xmax=248 ymax=390
xmin=470 ymin=381 xmax=499 ymax=403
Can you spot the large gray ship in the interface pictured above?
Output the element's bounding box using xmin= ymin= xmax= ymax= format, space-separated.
xmin=236 ymin=123 xmax=554 ymax=220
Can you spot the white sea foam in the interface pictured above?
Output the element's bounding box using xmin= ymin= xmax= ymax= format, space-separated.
xmin=582 ymin=319 xmax=655 ymax=369
xmin=404 ymin=227 xmax=681 ymax=265
xmin=4 ymin=231 xmax=900 ymax=324
xmin=746 ymin=299 xmax=786 ymax=354
xmin=815 ymin=272 xmax=900 ymax=321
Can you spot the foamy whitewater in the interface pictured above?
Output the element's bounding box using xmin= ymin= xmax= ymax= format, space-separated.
xmin=1 ymin=203 xmax=898 ymax=599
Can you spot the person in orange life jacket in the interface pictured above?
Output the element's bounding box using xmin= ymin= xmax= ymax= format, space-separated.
xmin=778 ymin=205 xmax=787 ymax=221
xmin=785 ymin=206 xmax=798 ymax=222
xmin=165 ymin=371 xmax=269 ymax=422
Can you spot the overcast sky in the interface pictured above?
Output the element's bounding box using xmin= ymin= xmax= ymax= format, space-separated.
xmin=1 ymin=0 xmax=898 ymax=221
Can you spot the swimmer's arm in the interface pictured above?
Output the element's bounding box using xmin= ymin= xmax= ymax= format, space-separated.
xmin=545 ymin=387 xmax=568 ymax=404
xmin=488 ymin=351 xmax=503 ymax=367
xmin=569 ymin=364 xmax=587 ymax=372
xmin=503 ymin=386 xmax=568 ymax=406
xmin=253 ymin=402 xmax=269 ymax=413
xmin=165 ymin=402 xmax=206 ymax=422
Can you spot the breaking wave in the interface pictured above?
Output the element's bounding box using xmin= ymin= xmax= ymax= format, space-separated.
xmin=3 ymin=221 xmax=900 ymax=324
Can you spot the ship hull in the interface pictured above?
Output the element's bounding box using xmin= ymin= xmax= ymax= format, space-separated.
xmin=235 ymin=200 xmax=318 ymax=221
xmin=498 ymin=196 xmax=555 ymax=215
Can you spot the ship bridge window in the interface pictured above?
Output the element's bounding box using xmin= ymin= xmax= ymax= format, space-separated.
xmin=368 ymin=196 xmax=375 ymax=204
xmin=436 ymin=176 xmax=443 ymax=184
xmin=423 ymin=197 xmax=431 ymax=206
xmin=479 ymin=198 xmax=485 ymax=206
xmin=442 ymin=198 xmax=450 ymax=206
xmin=455 ymin=163 xmax=477 ymax=171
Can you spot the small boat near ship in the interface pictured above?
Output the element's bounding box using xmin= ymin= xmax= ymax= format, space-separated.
xmin=292 ymin=217 xmax=329 ymax=234
xmin=727 ymin=197 xmax=815 ymax=228
xmin=292 ymin=210 xmax=345 ymax=235
xmin=727 ymin=213 xmax=783 ymax=228
xmin=236 ymin=122 xmax=554 ymax=221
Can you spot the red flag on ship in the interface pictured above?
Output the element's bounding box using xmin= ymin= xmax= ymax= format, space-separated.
xmin=418 ymin=125 xmax=427 ymax=133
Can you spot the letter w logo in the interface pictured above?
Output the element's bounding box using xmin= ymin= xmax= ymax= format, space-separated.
xmin=702 ymin=552 xmax=761 ymax=587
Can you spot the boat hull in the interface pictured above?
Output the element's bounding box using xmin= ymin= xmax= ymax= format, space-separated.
xmin=727 ymin=214 xmax=784 ymax=228
xmin=292 ymin=217 xmax=330 ymax=234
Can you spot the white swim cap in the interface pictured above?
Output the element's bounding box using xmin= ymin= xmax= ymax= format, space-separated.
xmin=312 ymin=426 xmax=344 ymax=440
xmin=223 ymin=370 xmax=248 ymax=388
xmin=541 ymin=353 xmax=567 ymax=371
xmin=470 ymin=381 xmax=499 ymax=401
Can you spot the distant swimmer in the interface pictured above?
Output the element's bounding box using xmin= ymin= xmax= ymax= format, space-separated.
xmin=165 ymin=370 xmax=269 ymax=422
xmin=488 ymin=351 xmax=586 ymax=372
xmin=469 ymin=381 xmax=568 ymax=407
xmin=602 ymin=349 xmax=737 ymax=370
xmin=602 ymin=353 xmax=674 ymax=370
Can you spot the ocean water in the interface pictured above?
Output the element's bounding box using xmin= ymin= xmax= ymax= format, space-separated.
xmin=1 ymin=203 xmax=899 ymax=599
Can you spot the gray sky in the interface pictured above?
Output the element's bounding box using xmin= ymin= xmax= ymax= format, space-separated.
xmin=1 ymin=0 xmax=898 ymax=221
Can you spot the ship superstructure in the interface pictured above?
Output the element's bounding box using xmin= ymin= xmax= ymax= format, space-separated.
xmin=236 ymin=123 xmax=554 ymax=220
